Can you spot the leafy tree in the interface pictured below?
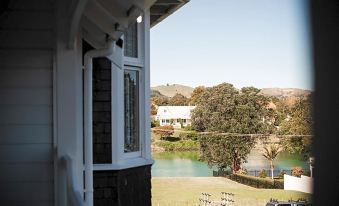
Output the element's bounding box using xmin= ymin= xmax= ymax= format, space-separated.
xmin=168 ymin=93 xmax=189 ymax=106
xmin=152 ymin=125 xmax=174 ymax=139
xmin=190 ymin=86 xmax=206 ymax=105
xmin=150 ymin=102 xmax=158 ymax=116
xmin=199 ymin=134 xmax=256 ymax=173
xmin=191 ymin=83 xmax=273 ymax=134
xmin=262 ymin=144 xmax=282 ymax=179
xmin=279 ymin=97 xmax=312 ymax=135
xmin=278 ymin=97 xmax=312 ymax=158
xmin=151 ymin=96 xmax=169 ymax=106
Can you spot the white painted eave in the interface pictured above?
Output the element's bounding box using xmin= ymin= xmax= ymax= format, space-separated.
xmin=150 ymin=0 xmax=189 ymax=27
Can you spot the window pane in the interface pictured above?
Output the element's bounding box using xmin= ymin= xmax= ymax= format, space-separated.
xmin=124 ymin=22 xmax=138 ymax=58
xmin=124 ymin=69 xmax=139 ymax=152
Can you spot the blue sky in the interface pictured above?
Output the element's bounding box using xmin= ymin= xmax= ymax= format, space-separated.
xmin=150 ymin=0 xmax=313 ymax=90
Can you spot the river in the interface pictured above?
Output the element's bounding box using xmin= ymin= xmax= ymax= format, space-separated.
xmin=151 ymin=149 xmax=308 ymax=177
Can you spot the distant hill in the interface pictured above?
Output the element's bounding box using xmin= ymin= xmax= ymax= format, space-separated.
xmin=151 ymin=84 xmax=194 ymax=97
xmin=260 ymin=88 xmax=312 ymax=107
xmin=259 ymin=88 xmax=311 ymax=98
xmin=151 ymin=84 xmax=312 ymax=102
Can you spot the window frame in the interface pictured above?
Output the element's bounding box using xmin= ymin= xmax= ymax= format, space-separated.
xmin=123 ymin=66 xmax=143 ymax=159
xmin=123 ymin=16 xmax=144 ymax=67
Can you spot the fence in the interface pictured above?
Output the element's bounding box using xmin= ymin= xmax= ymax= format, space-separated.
xmin=284 ymin=174 xmax=313 ymax=193
xmin=213 ymin=169 xmax=312 ymax=178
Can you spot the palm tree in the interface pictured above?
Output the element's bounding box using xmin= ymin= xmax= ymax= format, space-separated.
xmin=262 ymin=144 xmax=282 ymax=179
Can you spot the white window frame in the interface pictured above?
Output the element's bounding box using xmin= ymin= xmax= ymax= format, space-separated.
xmin=123 ymin=66 xmax=143 ymax=159
xmin=123 ymin=16 xmax=145 ymax=67
xmin=85 ymin=11 xmax=152 ymax=171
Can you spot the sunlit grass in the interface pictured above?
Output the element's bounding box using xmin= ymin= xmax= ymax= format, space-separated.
xmin=152 ymin=177 xmax=311 ymax=206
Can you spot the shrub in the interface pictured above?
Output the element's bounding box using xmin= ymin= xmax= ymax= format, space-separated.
xmin=183 ymin=125 xmax=193 ymax=131
xmin=229 ymin=174 xmax=283 ymax=189
xmin=178 ymin=131 xmax=198 ymax=140
xmin=153 ymin=125 xmax=174 ymax=139
xmin=258 ymin=169 xmax=267 ymax=178
xmin=237 ymin=168 xmax=248 ymax=175
xmin=303 ymin=170 xmax=311 ymax=177
xmin=291 ymin=167 xmax=304 ymax=177
xmin=155 ymin=140 xmax=199 ymax=151
xmin=151 ymin=120 xmax=160 ymax=128
xmin=278 ymin=170 xmax=286 ymax=179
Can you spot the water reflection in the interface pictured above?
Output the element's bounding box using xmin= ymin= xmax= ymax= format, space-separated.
xmin=152 ymin=151 xmax=308 ymax=177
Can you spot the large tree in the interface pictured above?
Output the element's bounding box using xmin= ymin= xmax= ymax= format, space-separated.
xmin=278 ymin=97 xmax=313 ymax=158
xmin=189 ymin=86 xmax=206 ymax=105
xmin=191 ymin=83 xmax=273 ymax=134
xmin=193 ymin=83 xmax=275 ymax=173
xmin=199 ymin=134 xmax=256 ymax=173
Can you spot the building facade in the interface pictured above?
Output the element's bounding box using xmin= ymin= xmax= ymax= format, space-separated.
xmin=156 ymin=106 xmax=196 ymax=128
xmin=0 ymin=0 xmax=188 ymax=205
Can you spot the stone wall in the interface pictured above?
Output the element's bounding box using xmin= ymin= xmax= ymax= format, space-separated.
xmin=94 ymin=165 xmax=152 ymax=206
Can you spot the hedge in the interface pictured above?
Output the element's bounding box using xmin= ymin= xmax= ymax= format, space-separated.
xmin=229 ymin=174 xmax=284 ymax=189
xmin=155 ymin=140 xmax=199 ymax=151
xmin=178 ymin=131 xmax=199 ymax=140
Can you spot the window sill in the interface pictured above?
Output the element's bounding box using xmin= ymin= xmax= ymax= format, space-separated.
xmin=92 ymin=158 xmax=154 ymax=171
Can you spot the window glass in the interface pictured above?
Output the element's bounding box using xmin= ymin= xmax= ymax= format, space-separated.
xmin=124 ymin=22 xmax=138 ymax=58
xmin=124 ymin=69 xmax=140 ymax=153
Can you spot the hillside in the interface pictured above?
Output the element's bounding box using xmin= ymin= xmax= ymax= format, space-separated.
xmin=151 ymin=84 xmax=194 ymax=97
xmin=259 ymin=88 xmax=311 ymax=98
xmin=151 ymin=85 xmax=312 ymax=104
xmin=260 ymin=88 xmax=312 ymax=107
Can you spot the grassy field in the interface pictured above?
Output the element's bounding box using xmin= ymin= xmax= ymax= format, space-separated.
xmin=152 ymin=177 xmax=311 ymax=206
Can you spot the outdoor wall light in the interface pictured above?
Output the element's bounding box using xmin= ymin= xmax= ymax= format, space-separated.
xmin=137 ymin=15 xmax=143 ymax=23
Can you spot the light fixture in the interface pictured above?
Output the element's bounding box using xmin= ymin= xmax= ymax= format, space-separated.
xmin=137 ymin=15 xmax=142 ymax=23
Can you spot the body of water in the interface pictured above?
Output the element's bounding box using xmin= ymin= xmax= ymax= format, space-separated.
xmin=152 ymin=150 xmax=308 ymax=177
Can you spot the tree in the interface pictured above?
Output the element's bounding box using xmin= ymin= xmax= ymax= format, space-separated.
xmin=199 ymin=134 xmax=256 ymax=173
xmin=190 ymin=86 xmax=206 ymax=105
xmin=168 ymin=93 xmax=189 ymax=106
xmin=151 ymin=96 xmax=169 ymax=106
xmin=191 ymin=83 xmax=273 ymax=134
xmin=152 ymin=125 xmax=174 ymax=139
xmin=150 ymin=102 xmax=158 ymax=116
xmin=278 ymin=97 xmax=312 ymax=158
xmin=262 ymin=144 xmax=282 ymax=179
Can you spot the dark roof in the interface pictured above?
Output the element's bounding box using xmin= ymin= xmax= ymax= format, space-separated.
xmin=150 ymin=0 xmax=189 ymax=27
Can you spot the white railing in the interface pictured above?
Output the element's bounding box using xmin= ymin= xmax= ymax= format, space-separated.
xmin=60 ymin=155 xmax=84 ymax=206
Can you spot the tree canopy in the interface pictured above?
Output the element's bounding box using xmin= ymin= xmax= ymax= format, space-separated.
xmin=168 ymin=93 xmax=189 ymax=106
xmin=191 ymin=83 xmax=274 ymax=134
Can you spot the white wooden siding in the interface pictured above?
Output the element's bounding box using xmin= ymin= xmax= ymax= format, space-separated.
xmin=0 ymin=0 xmax=54 ymax=205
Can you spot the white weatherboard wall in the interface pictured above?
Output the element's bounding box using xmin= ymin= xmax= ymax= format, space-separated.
xmin=0 ymin=0 xmax=54 ymax=205
xmin=284 ymin=174 xmax=313 ymax=194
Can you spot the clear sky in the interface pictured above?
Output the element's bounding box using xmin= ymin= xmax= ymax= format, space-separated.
xmin=150 ymin=0 xmax=313 ymax=90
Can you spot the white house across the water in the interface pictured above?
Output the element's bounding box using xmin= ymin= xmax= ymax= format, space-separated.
xmin=0 ymin=0 xmax=188 ymax=206
xmin=156 ymin=106 xmax=196 ymax=128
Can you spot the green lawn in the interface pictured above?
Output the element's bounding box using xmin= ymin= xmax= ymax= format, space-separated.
xmin=152 ymin=177 xmax=311 ymax=206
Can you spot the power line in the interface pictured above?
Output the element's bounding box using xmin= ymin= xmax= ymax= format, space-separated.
xmin=151 ymin=128 xmax=312 ymax=138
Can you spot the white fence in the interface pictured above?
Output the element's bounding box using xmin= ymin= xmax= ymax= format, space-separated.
xmin=284 ymin=174 xmax=313 ymax=194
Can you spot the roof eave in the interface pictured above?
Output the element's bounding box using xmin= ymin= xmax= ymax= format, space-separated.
xmin=150 ymin=0 xmax=189 ymax=28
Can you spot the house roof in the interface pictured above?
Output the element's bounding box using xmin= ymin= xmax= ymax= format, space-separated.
xmin=150 ymin=0 xmax=189 ymax=27
xmin=156 ymin=106 xmax=196 ymax=119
